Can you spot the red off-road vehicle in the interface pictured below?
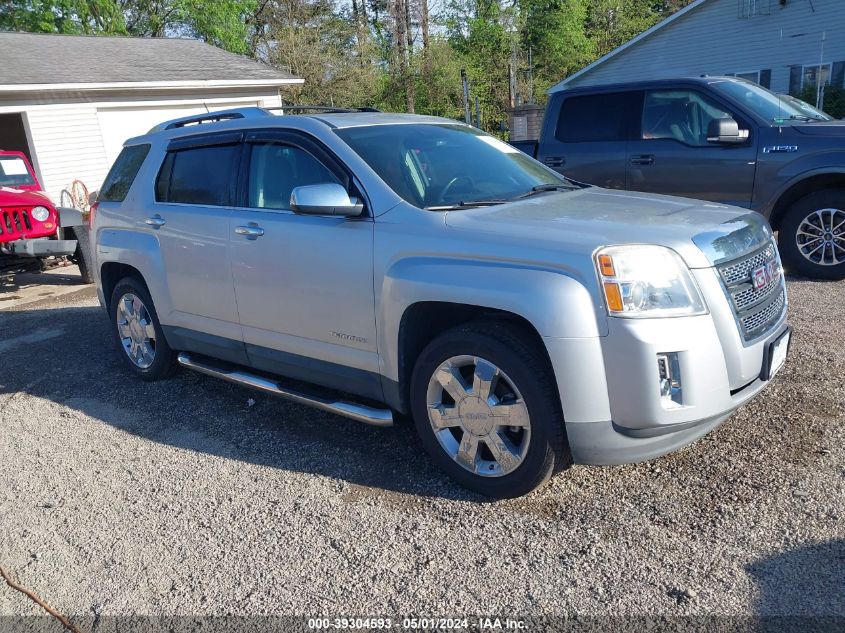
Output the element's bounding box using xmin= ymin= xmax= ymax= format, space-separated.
xmin=0 ymin=150 xmax=93 ymax=281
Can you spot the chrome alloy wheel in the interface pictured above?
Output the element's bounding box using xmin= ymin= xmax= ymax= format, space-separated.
xmin=426 ymin=355 xmax=531 ymax=477
xmin=796 ymin=208 xmax=845 ymax=266
xmin=116 ymin=293 xmax=157 ymax=369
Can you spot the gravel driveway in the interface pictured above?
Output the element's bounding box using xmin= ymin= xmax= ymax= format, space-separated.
xmin=0 ymin=275 xmax=842 ymax=631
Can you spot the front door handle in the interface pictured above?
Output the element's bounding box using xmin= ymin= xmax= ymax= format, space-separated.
xmin=145 ymin=215 xmax=166 ymax=228
xmin=630 ymin=154 xmax=655 ymax=166
xmin=544 ymin=156 xmax=566 ymax=168
xmin=235 ymin=223 xmax=265 ymax=239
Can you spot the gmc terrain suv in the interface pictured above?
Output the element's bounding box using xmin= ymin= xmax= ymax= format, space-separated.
xmin=92 ymin=108 xmax=790 ymax=498
xmin=517 ymin=76 xmax=845 ymax=280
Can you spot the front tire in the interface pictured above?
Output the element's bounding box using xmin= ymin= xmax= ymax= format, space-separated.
xmin=109 ymin=277 xmax=175 ymax=381
xmin=67 ymin=226 xmax=94 ymax=283
xmin=410 ymin=322 xmax=569 ymax=498
xmin=778 ymin=190 xmax=845 ymax=280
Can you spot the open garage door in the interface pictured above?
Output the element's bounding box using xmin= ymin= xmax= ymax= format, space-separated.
xmin=96 ymin=102 xmax=260 ymax=165
xmin=0 ymin=113 xmax=35 ymax=166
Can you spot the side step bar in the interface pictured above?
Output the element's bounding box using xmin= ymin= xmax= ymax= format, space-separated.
xmin=176 ymin=353 xmax=393 ymax=427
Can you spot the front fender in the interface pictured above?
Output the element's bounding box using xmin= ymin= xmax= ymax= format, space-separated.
xmin=762 ymin=161 xmax=845 ymax=216
xmin=58 ymin=206 xmax=85 ymax=228
xmin=378 ymin=256 xmax=606 ymax=383
xmin=96 ymin=228 xmax=171 ymax=317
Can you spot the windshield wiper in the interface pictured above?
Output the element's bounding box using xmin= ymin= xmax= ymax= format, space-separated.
xmin=424 ymin=199 xmax=507 ymax=211
xmin=776 ymin=114 xmax=819 ymax=122
xmin=512 ymin=183 xmax=577 ymax=200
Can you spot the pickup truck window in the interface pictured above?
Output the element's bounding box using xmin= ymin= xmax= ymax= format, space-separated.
xmin=555 ymin=93 xmax=632 ymax=143
xmin=0 ymin=156 xmax=36 ymax=187
xmin=155 ymin=144 xmax=238 ymax=206
xmin=247 ymin=143 xmax=340 ymax=211
xmin=712 ymin=79 xmax=816 ymax=122
xmin=99 ymin=144 xmax=150 ymax=202
xmin=336 ymin=124 xmax=569 ymax=209
xmin=642 ymin=90 xmax=734 ymax=147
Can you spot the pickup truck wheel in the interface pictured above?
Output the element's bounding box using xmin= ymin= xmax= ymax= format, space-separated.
xmin=778 ymin=190 xmax=845 ymax=280
xmin=410 ymin=323 xmax=568 ymax=498
xmin=67 ymin=227 xmax=94 ymax=283
xmin=109 ymin=278 xmax=175 ymax=381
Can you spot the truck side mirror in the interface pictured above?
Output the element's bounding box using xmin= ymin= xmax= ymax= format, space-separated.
xmin=707 ymin=118 xmax=745 ymax=144
xmin=290 ymin=183 xmax=364 ymax=217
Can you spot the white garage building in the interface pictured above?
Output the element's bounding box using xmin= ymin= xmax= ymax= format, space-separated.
xmin=0 ymin=32 xmax=302 ymax=203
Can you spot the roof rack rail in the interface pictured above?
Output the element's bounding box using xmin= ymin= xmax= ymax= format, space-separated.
xmin=148 ymin=107 xmax=273 ymax=133
xmin=264 ymin=105 xmax=382 ymax=114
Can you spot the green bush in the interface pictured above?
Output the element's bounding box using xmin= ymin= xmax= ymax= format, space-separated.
xmin=796 ymin=85 xmax=845 ymax=119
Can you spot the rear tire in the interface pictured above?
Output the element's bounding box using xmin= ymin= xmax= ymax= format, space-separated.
xmin=109 ymin=277 xmax=175 ymax=381
xmin=778 ymin=189 xmax=845 ymax=280
xmin=410 ymin=321 xmax=569 ymax=498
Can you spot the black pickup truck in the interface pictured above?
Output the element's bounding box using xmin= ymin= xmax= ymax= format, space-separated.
xmin=515 ymin=76 xmax=845 ymax=279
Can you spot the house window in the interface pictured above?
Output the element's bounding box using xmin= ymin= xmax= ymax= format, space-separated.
xmin=732 ymin=71 xmax=761 ymax=84
xmin=738 ymin=0 xmax=770 ymax=18
xmin=802 ymin=63 xmax=832 ymax=90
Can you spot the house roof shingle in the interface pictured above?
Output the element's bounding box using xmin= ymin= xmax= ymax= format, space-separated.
xmin=0 ymin=32 xmax=299 ymax=86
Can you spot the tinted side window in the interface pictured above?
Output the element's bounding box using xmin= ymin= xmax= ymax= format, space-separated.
xmin=247 ymin=143 xmax=340 ymax=211
xmin=99 ymin=144 xmax=150 ymax=202
xmin=641 ymin=90 xmax=734 ymax=147
xmin=156 ymin=144 xmax=238 ymax=205
xmin=556 ymin=93 xmax=632 ymax=142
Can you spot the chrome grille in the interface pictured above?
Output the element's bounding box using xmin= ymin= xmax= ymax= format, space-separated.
xmin=717 ymin=243 xmax=786 ymax=341
xmin=718 ymin=244 xmax=776 ymax=285
xmin=740 ymin=289 xmax=786 ymax=338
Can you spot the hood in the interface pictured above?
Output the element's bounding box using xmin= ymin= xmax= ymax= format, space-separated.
xmin=444 ymin=187 xmax=770 ymax=269
xmin=790 ymin=120 xmax=845 ymax=136
xmin=0 ymin=186 xmax=53 ymax=208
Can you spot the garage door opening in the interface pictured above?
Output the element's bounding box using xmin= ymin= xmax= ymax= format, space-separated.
xmin=0 ymin=113 xmax=35 ymax=166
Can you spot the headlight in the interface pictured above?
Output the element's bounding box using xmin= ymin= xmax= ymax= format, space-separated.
xmin=595 ymin=245 xmax=707 ymax=318
xmin=30 ymin=206 xmax=50 ymax=222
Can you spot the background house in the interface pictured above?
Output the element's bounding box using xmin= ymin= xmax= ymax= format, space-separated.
xmin=0 ymin=32 xmax=302 ymax=203
xmin=552 ymin=0 xmax=845 ymax=99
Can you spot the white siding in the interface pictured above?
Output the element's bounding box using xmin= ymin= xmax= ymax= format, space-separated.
xmin=565 ymin=0 xmax=845 ymax=94
xmin=26 ymin=105 xmax=110 ymax=205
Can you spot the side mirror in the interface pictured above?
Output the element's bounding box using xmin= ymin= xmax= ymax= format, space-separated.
xmin=707 ymin=118 xmax=746 ymax=144
xmin=290 ymin=183 xmax=364 ymax=217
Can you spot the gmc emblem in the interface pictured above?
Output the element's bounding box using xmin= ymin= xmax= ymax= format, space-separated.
xmin=751 ymin=260 xmax=780 ymax=290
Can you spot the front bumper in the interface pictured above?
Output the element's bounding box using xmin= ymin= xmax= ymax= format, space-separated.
xmin=543 ymin=314 xmax=789 ymax=466
xmin=0 ymin=238 xmax=77 ymax=257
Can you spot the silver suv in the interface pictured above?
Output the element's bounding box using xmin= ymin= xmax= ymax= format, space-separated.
xmin=92 ymin=108 xmax=790 ymax=498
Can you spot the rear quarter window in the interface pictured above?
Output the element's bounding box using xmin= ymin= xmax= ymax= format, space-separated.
xmin=99 ymin=144 xmax=151 ymax=202
xmin=555 ymin=92 xmax=637 ymax=143
xmin=155 ymin=144 xmax=239 ymax=206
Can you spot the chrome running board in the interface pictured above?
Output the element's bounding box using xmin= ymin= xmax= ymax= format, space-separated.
xmin=176 ymin=352 xmax=393 ymax=427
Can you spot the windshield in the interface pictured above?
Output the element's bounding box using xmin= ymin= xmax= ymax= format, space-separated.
xmin=711 ymin=79 xmax=825 ymax=123
xmin=0 ymin=156 xmax=36 ymax=187
xmin=335 ymin=124 xmax=573 ymax=209
xmin=779 ymin=94 xmax=834 ymax=121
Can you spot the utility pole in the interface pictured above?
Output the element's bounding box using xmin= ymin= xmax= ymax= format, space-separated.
xmin=816 ymin=31 xmax=827 ymax=109
xmin=461 ymin=69 xmax=471 ymax=124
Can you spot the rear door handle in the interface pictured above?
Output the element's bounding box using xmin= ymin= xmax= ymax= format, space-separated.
xmin=145 ymin=215 xmax=166 ymax=228
xmin=235 ymin=224 xmax=265 ymax=238
xmin=544 ymin=156 xmax=566 ymax=168
xmin=630 ymin=154 xmax=655 ymax=166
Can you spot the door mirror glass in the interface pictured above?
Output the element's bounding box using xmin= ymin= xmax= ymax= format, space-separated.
xmin=707 ymin=118 xmax=746 ymax=144
xmin=290 ymin=183 xmax=364 ymax=217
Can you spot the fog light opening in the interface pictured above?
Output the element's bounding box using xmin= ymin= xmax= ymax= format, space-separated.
xmin=657 ymin=352 xmax=683 ymax=407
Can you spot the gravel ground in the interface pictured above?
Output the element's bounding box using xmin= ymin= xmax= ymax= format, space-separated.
xmin=0 ymin=275 xmax=843 ymax=631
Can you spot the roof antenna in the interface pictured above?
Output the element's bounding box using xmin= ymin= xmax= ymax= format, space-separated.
xmin=202 ymin=102 xmax=210 ymax=113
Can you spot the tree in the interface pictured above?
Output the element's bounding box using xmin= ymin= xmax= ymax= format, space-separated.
xmin=0 ymin=0 xmax=126 ymax=34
